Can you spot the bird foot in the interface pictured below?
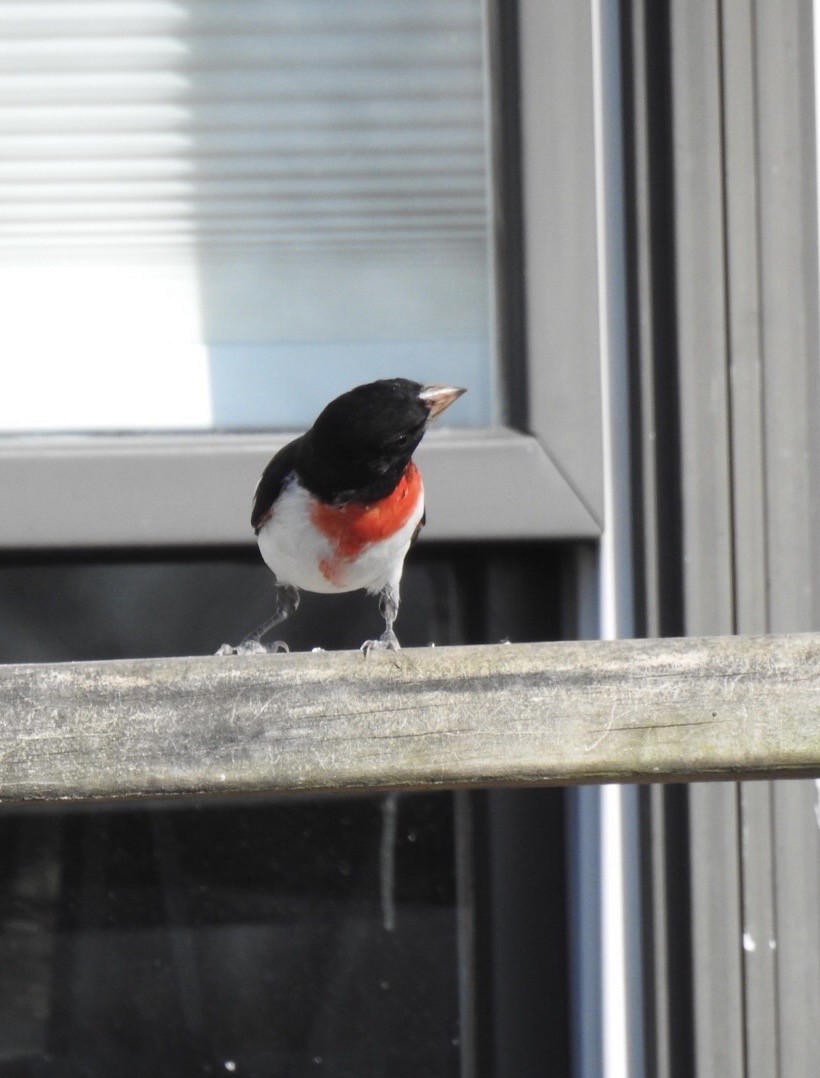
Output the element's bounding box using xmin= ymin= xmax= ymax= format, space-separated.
xmin=216 ymin=639 xmax=289 ymax=656
xmin=361 ymin=630 xmax=401 ymax=656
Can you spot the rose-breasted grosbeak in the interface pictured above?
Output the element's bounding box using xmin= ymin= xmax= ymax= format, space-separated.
xmin=218 ymin=378 xmax=466 ymax=654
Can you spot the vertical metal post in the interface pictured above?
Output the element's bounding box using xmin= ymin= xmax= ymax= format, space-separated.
xmin=592 ymin=2 xmax=645 ymax=1075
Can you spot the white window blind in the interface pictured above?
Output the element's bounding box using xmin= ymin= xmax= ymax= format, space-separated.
xmin=0 ymin=0 xmax=491 ymax=432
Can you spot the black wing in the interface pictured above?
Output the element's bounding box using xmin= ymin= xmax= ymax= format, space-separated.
xmin=251 ymin=435 xmax=304 ymax=534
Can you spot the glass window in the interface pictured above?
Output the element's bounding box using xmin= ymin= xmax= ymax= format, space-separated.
xmin=0 ymin=0 xmax=492 ymax=433
xmin=0 ymin=543 xmax=575 ymax=1074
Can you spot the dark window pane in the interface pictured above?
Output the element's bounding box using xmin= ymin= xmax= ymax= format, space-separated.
xmin=0 ymin=795 xmax=461 ymax=1078
xmin=0 ymin=543 xmax=574 ymax=1075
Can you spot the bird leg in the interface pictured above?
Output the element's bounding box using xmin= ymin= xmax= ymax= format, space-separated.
xmin=361 ymin=583 xmax=401 ymax=655
xmin=217 ymin=584 xmax=300 ymax=655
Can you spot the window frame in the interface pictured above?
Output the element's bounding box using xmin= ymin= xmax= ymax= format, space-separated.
xmin=0 ymin=0 xmax=604 ymax=551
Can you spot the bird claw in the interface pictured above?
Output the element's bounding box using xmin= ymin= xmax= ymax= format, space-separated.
xmin=361 ymin=631 xmax=401 ymax=656
xmin=215 ymin=639 xmax=289 ymax=656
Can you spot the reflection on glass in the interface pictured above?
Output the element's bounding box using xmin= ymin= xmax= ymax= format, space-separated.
xmin=0 ymin=1 xmax=492 ymax=432
xmin=0 ymin=796 xmax=463 ymax=1076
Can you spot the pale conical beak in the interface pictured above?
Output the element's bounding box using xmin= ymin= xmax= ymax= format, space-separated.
xmin=418 ymin=384 xmax=467 ymax=420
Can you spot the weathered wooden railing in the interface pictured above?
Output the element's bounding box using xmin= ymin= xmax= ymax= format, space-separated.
xmin=1 ymin=633 xmax=819 ymax=802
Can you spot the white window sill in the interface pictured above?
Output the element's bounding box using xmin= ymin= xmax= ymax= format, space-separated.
xmin=0 ymin=427 xmax=600 ymax=547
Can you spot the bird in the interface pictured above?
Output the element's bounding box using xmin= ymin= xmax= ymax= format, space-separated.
xmin=218 ymin=378 xmax=466 ymax=655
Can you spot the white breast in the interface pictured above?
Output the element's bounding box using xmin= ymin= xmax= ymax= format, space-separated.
xmin=256 ymin=477 xmax=424 ymax=596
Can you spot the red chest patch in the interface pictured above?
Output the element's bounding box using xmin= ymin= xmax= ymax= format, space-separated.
xmin=311 ymin=463 xmax=422 ymax=583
